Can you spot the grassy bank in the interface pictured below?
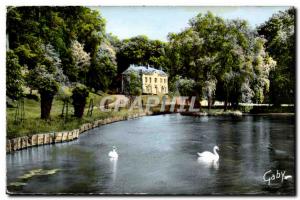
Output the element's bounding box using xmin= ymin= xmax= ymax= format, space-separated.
xmin=6 ymin=93 xmax=138 ymax=139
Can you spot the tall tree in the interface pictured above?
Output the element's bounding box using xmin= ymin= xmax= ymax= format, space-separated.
xmin=26 ymin=44 xmax=64 ymax=119
xmin=88 ymin=40 xmax=117 ymax=92
xmin=168 ymin=12 xmax=275 ymax=110
xmin=257 ymin=8 xmax=295 ymax=105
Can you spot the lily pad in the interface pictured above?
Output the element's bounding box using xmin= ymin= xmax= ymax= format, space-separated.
xmin=18 ymin=168 xmax=60 ymax=180
xmin=9 ymin=182 xmax=27 ymax=187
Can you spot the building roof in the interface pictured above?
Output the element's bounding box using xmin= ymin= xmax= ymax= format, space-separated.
xmin=122 ymin=64 xmax=168 ymax=76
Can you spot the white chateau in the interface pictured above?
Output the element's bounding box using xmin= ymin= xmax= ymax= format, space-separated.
xmin=122 ymin=64 xmax=168 ymax=95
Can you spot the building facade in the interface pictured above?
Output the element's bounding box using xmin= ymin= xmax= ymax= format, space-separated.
xmin=122 ymin=64 xmax=168 ymax=95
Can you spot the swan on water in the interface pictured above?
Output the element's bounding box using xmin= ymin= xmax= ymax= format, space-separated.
xmin=108 ymin=146 xmax=118 ymax=159
xmin=197 ymin=146 xmax=219 ymax=162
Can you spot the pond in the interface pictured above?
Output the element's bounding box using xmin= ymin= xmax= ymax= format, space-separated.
xmin=7 ymin=114 xmax=295 ymax=195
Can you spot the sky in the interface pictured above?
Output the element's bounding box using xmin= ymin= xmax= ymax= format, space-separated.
xmin=93 ymin=6 xmax=290 ymax=41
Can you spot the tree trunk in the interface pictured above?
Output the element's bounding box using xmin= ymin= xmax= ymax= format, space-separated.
xmin=208 ymin=96 xmax=211 ymax=110
xmin=224 ymin=89 xmax=230 ymax=111
xmin=224 ymin=99 xmax=228 ymax=111
xmin=40 ymin=92 xmax=54 ymax=119
xmin=73 ymin=101 xmax=86 ymax=118
xmin=194 ymin=96 xmax=201 ymax=110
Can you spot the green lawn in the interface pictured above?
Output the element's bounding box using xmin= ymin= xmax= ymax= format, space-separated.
xmin=6 ymin=93 xmax=137 ymax=139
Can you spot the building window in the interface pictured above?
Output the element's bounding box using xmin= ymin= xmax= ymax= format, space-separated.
xmin=164 ymin=79 xmax=166 ymax=83
xmin=160 ymin=78 xmax=162 ymax=83
xmin=150 ymin=77 xmax=151 ymax=83
xmin=155 ymin=78 xmax=157 ymax=83
xmin=145 ymin=77 xmax=147 ymax=83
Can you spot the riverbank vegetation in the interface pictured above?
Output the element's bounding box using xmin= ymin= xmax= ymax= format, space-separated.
xmin=6 ymin=6 xmax=295 ymax=139
xmin=7 ymin=93 xmax=140 ymax=139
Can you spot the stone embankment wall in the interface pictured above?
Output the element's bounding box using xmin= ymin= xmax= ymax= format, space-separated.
xmin=7 ymin=112 xmax=149 ymax=153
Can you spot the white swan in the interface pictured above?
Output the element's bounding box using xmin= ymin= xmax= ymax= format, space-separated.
xmin=108 ymin=146 xmax=118 ymax=159
xmin=197 ymin=146 xmax=219 ymax=162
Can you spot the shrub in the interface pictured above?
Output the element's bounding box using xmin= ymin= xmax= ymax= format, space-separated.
xmin=71 ymin=84 xmax=89 ymax=118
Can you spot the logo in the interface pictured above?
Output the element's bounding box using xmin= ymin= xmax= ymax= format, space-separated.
xmin=263 ymin=170 xmax=292 ymax=185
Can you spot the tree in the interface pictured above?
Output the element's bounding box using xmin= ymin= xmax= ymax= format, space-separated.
xmin=167 ymin=29 xmax=205 ymax=107
xmin=27 ymin=65 xmax=59 ymax=119
xmin=14 ymin=44 xmax=41 ymax=70
xmin=257 ymin=8 xmax=295 ymax=105
xmin=123 ymin=72 xmax=142 ymax=96
xmin=71 ymin=84 xmax=89 ymax=118
xmin=251 ymin=37 xmax=276 ymax=103
xmin=168 ymin=12 xmax=275 ymax=110
xmin=70 ymin=40 xmax=91 ymax=83
xmin=116 ymin=35 xmax=167 ymax=74
xmin=168 ymin=13 xmax=225 ymax=108
xmin=6 ymin=50 xmax=23 ymax=100
xmin=212 ymin=19 xmax=255 ymax=109
xmin=178 ymin=78 xmax=197 ymax=97
xmin=6 ymin=6 xmax=106 ymax=84
xmin=26 ymin=44 xmax=65 ymax=119
xmin=71 ymin=40 xmax=91 ymax=71
xmin=88 ymin=41 xmax=117 ymax=92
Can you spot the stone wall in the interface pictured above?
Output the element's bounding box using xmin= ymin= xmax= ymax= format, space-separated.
xmin=7 ymin=112 xmax=150 ymax=153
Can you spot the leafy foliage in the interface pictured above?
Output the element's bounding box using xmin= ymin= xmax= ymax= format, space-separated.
xmin=123 ymin=72 xmax=142 ymax=96
xmin=177 ymin=78 xmax=197 ymax=97
xmin=70 ymin=40 xmax=91 ymax=83
xmin=168 ymin=12 xmax=277 ymax=109
xmin=88 ymin=41 xmax=117 ymax=92
xmin=71 ymin=84 xmax=89 ymax=118
xmin=6 ymin=50 xmax=24 ymax=100
xmin=257 ymin=8 xmax=295 ymax=105
xmin=6 ymin=6 xmax=110 ymax=118
xmin=116 ymin=35 xmax=168 ymax=74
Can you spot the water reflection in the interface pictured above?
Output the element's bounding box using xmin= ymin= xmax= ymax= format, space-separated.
xmin=197 ymin=157 xmax=219 ymax=170
xmin=109 ymin=157 xmax=118 ymax=183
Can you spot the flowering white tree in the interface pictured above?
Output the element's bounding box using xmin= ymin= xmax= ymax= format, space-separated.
xmin=43 ymin=43 xmax=68 ymax=85
xmin=71 ymin=40 xmax=91 ymax=73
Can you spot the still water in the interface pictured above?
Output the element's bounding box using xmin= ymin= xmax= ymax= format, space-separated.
xmin=7 ymin=114 xmax=295 ymax=195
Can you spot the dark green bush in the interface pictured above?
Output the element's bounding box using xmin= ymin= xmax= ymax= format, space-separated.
xmin=72 ymin=84 xmax=89 ymax=118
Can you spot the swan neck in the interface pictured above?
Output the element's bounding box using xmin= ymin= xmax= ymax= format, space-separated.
xmin=214 ymin=148 xmax=219 ymax=158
